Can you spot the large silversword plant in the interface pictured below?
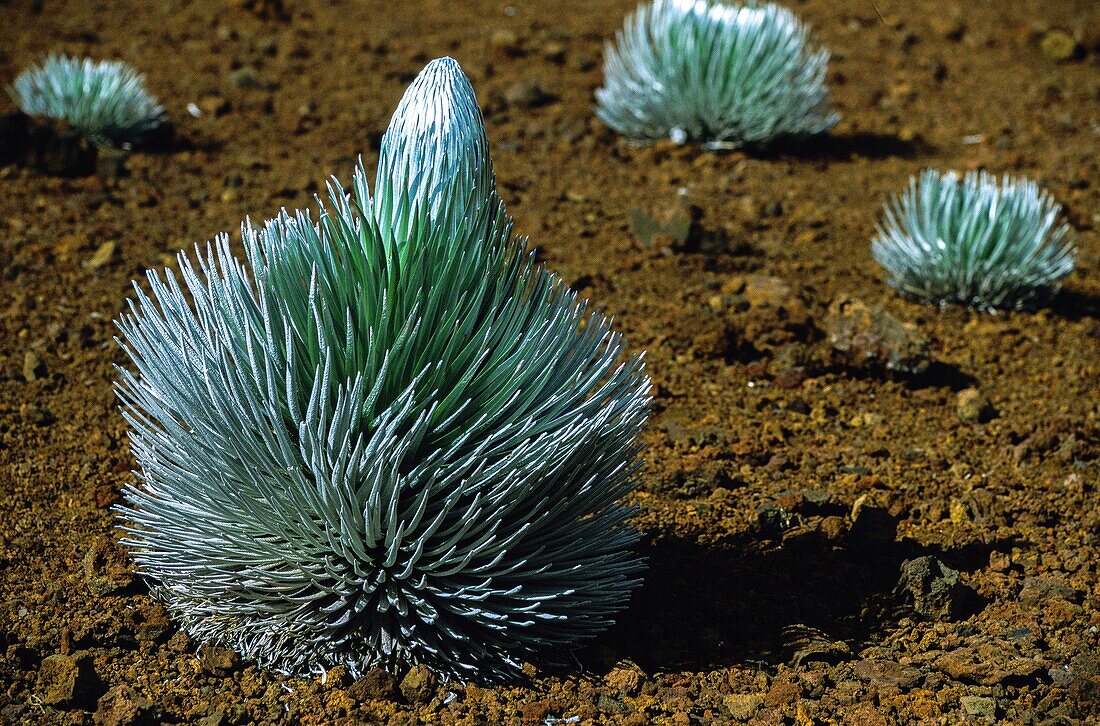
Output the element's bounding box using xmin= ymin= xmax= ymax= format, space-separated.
xmin=873 ymin=170 xmax=1076 ymax=311
xmin=596 ymin=0 xmax=838 ymax=148
xmin=10 ymin=54 xmax=164 ymax=147
xmin=115 ymin=58 xmax=650 ymax=681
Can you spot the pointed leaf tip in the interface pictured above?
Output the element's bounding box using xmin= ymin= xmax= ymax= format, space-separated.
xmin=375 ymin=57 xmax=495 ymax=229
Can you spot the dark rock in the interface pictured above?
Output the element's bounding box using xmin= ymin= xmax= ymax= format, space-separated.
xmin=691 ymin=324 xmax=741 ymax=361
xmin=196 ymin=641 xmax=240 ymax=676
xmin=348 ymin=668 xmax=397 ymax=701
xmin=399 ymin=664 xmax=435 ymax=702
xmin=773 ymin=343 xmax=817 ymax=386
xmin=0 ymin=704 xmax=25 ymax=723
xmin=774 ymin=367 xmax=807 ymax=389
xmin=753 ymin=503 xmax=793 ymax=539
xmin=232 ymin=0 xmax=288 ymax=21
xmin=896 ymin=556 xmax=978 ymax=621
xmin=84 ymin=478 xmax=114 ymax=511
xmin=1019 ymin=575 xmax=1077 ymax=605
xmin=629 ymin=191 xmax=699 ymax=250
xmin=198 ymin=709 xmax=227 ymax=726
xmin=784 ymin=396 xmax=811 ymax=414
xmin=824 ymin=295 xmax=930 ymax=375
xmin=93 ymin=684 xmax=154 ymax=726
xmin=37 ymin=653 xmax=104 ymax=707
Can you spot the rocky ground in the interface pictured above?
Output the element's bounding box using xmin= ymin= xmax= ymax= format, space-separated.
xmin=1 ymin=0 xmax=1098 ymax=723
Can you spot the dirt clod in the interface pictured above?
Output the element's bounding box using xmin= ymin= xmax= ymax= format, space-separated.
xmin=94 ymin=683 xmax=155 ymax=726
xmin=724 ymin=693 xmax=763 ymax=720
xmin=83 ymin=537 xmax=135 ymax=596
xmin=853 ymin=659 xmax=922 ymax=691
xmin=196 ymin=642 xmax=240 ymax=676
xmin=960 ymin=695 xmax=997 ymax=721
xmin=605 ymin=662 xmax=644 ymax=695
xmin=399 ymin=664 xmax=435 ymax=702
xmin=36 ymin=653 xmax=103 ymax=707
xmin=348 ymin=668 xmax=397 ymax=701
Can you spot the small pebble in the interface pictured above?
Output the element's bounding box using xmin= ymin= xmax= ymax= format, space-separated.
xmin=956 ymin=388 xmax=995 ymax=424
xmin=84 ymin=241 xmax=117 ymax=270
xmin=228 ymin=66 xmax=261 ymax=90
xmin=1040 ymin=30 xmax=1080 ymax=62
xmin=502 ymin=80 xmax=554 ymax=108
xmin=22 ymin=350 xmax=43 ymax=382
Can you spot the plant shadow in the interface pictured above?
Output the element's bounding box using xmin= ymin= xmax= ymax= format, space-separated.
xmin=573 ymin=515 xmax=998 ymax=674
xmin=819 ymin=360 xmax=977 ymax=392
xmin=1049 ymin=286 xmax=1100 ymax=322
xmin=752 ymin=130 xmax=932 ymax=162
xmin=140 ymin=122 xmax=223 ymax=155
xmin=904 ymin=361 xmax=977 ymax=392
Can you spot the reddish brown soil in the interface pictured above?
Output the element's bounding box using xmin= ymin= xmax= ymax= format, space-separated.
xmin=2 ymin=0 xmax=1099 ymax=723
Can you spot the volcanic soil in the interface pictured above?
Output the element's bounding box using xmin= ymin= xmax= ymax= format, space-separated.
xmin=1 ymin=0 xmax=1098 ymax=723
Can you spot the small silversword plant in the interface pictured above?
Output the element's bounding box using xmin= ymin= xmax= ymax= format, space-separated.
xmin=115 ymin=58 xmax=650 ymax=681
xmin=9 ymin=54 xmax=164 ymax=147
xmin=873 ymin=169 xmax=1076 ymax=311
xmin=596 ymin=0 xmax=838 ymax=148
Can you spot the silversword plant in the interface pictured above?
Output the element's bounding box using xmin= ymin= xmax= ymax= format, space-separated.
xmin=9 ymin=54 xmax=164 ymax=147
xmin=596 ymin=0 xmax=838 ymax=148
xmin=115 ymin=58 xmax=650 ymax=681
xmin=872 ymin=170 xmax=1076 ymax=311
